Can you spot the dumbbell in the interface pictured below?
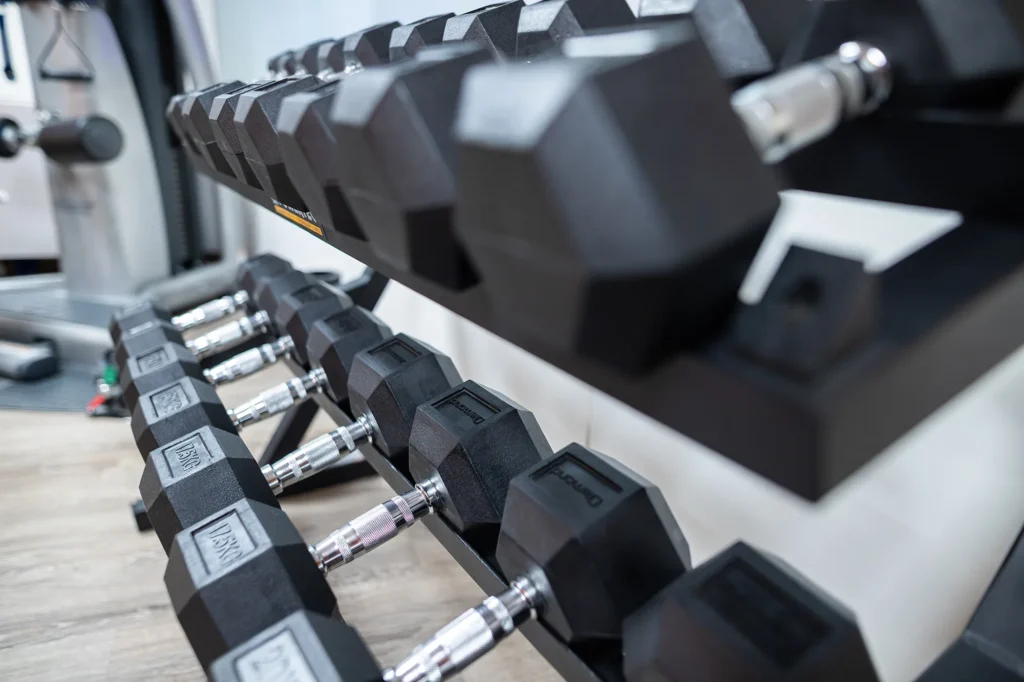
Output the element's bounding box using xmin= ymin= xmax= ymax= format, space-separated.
xmin=227 ymin=304 xmax=391 ymax=429
xmin=275 ymin=22 xmax=401 ymax=241
xmin=448 ymin=22 xmax=784 ymax=373
xmin=140 ymin=333 xmax=460 ymax=553
xmin=917 ymin=527 xmax=1023 ymax=681
xmin=128 ymin=280 xmax=353 ymax=455
xmin=624 ymin=541 xmax=879 ymax=681
xmin=278 ymin=5 xmax=533 ymax=251
xmin=109 ymin=253 xmax=290 ymax=344
xmin=296 ymin=379 xmax=551 ymax=570
xmin=208 ymin=610 xmax=381 ymax=682
xmin=164 ymin=497 xmax=339 ymax=670
xmin=0 ymin=114 xmax=123 ymax=163
xmin=382 ymin=443 xmax=691 ymax=681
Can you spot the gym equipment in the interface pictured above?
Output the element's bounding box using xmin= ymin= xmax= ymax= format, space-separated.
xmin=917 ymin=527 xmax=1024 ymax=681
xmin=623 ymin=541 xmax=879 ymax=681
xmin=140 ymin=425 xmax=278 ymax=553
xmin=454 ymin=22 xmax=781 ymax=372
xmin=389 ymin=14 xmax=454 ymax=62
xmin=0 ymin=114 xmax=123 ymax=163
xmin=382 ymin=443 xmax=691 ymax=682
xmin=163 ymin=498 xmax=338 ymax=670
xmin=443 ymin=1 xmax=524 ymax=59
xmin=305 ymin=379 xmax=550 ymax=569
xmin=108 ymin=254 xmax=291 ymax=342
xmin=229 ymin=305 xmax=391 ymax=429
xmin=275 ymin=23 xmax=402 ymax=245
xmin=180 ymin=81 xmax=250 ymax=179
xmin=131 ymin=376 xmax=235 ymax=458
xmin=141 ymin=333 xmax=459 ymax=552
xmin=119 ymin=342 xmax=205 ymax=412
xmin=516 ymin=0 xmax=635 ymax=60
xmin=0 ymin=339 xmax=58 ymax=381
xmin=636 ymin=0 xmax=808 ymax=83
xmin=331 ymin=43 xmax=489 ymax=290
xmin=113 ymin=319 xmax=187 ymax=369
xmin=208 ymin=611 xmax=380 ymax=682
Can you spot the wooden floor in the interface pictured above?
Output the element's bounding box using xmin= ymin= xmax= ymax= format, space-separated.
xmin=0 ymin=365 xmax=560 ymax=681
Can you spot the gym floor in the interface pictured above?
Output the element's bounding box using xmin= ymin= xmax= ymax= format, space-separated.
xmin=0 ymin=365 xmax=560 ymax=681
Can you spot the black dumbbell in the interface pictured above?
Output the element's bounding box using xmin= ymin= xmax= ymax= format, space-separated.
xmin=917 ymin=527 xmax=1024 ymax=682
xmin=382 ymin=443 xmax=691 ymax=681
xmin=624 ymin=541 xmax=879 ymax=681
xmin=303 ymin=379 xmax=551 ymax=571
xmin=208 ymin=610 xmax=381 ymax=682
xmin=515 ymin=0 xmax=635 ymax=60
xmin=331 ymin=43 xmax=489 ymax=290
xmin=276 ymin=22 xmax=404 ymax=243
xmin=126 ymin=277 xmax=351 ymax=431
xmin=179 ymin=82 xmax=248 ymax=177
xmin=164 ymin=498 xmax=338 ymax=670
xmin=389 ymin=13 xmax=455 ymax=62
xmin=451 ymin=22 xmax=783 ymax=373
xmin=141 ymin=334 xmax=459 ymax=553
xmin=443 ymin=1 xmax=524 ymax=59
xmin=109 ymin=254 xmax=290 ymax=344
xmin=228 ymin=305 xmax=392 ymax=429
xmin=131 ymin=376 xmax=236 ymax=458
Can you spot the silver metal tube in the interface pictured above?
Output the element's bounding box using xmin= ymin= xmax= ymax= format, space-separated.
xmin=382 ymin=576 xmax=541 ymax=682
xmin=172 ymin=289 xmax=249 ymax=330
xmin=262 ymin=415 xmax=373 ymax=493
xmin=731 ymin=42 xmax=891 ymax=164
xmin=186 ymin=310 xmax=271 ymax=359
xmin=203 ymin=335 xmax=295 ymax=385
xmin=228 ymin=367 xmax=326 ymax=430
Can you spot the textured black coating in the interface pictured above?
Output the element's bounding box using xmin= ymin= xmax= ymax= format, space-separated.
xmin=407 ymin=381 xmax=552 ymax=551
xmin=497 ymin=444 xmax=691 ymax=644
xmin=389 ymin=13 xmax=454 ymax=62
xmin=442 ymin=1 xmax=524 ymax=58
xmin=164 ymin=499 xmax=338 ymax=670
xmin=623 ymin=542 xmax=879 ymax=682
xmin=332 ymin=43 xmax=488 ymax=290
xmin=307 ymin=307 xmax=393 ymax=406
xmin=210 ymin=82 xmax=272 ymax=188
xmin=130 ymin=377 xmax=236 ymax=459
xmin=109 ymin=301 xmax=172 ymax=344
xmin=181 ymin=82 xmax=247 ymax=176
xmin=120 ymin=342 xmax=206 ymax=412
xmin=253 ymin=270 xmax=317 ymax=321
xmin=273 ymin=281 xmax=353 ymax=365
xmin=114 ymin=319 xmax=186 ymax=369
xmin=140 ymin=426 xmax=278 ymax=553
xmin=347 ymin=333 xmax=462 ymax=465
xmin=208 ymin=610 xmax=381 ymax=682
xmin=516 ymin=0 xmax=636 ymax=59
xmin=454 ymin=23 xmax=778 ymax=372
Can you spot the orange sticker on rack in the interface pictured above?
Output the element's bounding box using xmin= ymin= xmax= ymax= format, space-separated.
xmin=274 ymin=205 xmax=324 ymax=237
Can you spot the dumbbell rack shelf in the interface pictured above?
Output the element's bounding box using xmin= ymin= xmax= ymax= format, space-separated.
xmin=194 ymin=152 xmax=1024 ymax=502
xmin=282 ymin=356 xmax=620 ymax=682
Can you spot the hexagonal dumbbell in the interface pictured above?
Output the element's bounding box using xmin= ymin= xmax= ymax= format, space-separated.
xmin=332 ymin=43 xmax=491 ymax=290
xmin=141 ymin=334 xmax=459 ymax=555
xmin=443 ymin=1 xmax=524 ymax=59
xmin=109 ymin=253 xmax=290 ymax=345
xmin=164 ymin=499 xmax=338 ymax=670
xmin=208 ymin=611 xmax=381 ymax=682
xmin=389 ymin=13 xmax=454 ymax=62
xmin=383 ymin=444 xmax=691 ymax=681
xmin=131 ymin=376 xmax=236 ymax=459
xmin=180 ymin=81 xmax=248 ymax=177
xmin=119 ymin=342 xmax=206 ymax=412
xmin=228 ymin=305 xmax=392 ymax=429
xmin=140 ymin=425 xmax=278 ymax=553
xmin=623 ymin=541 xmax=880 ymax=682
xmin=516 ymin=0 xmax=635 ymax=60
xmin=235 ymin=75 xmax=324 ymax=208
xmin=262 ymin=333 xmax=462 ymax=493
xmin=453 ymin=23 xmax=781 ymax=373
xmin=321 ymin=22 xmax=400 ymax=74
xmin=305 ymin=380 xmax=551 ymax=573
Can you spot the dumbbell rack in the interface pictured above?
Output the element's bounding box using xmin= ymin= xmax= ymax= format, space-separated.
xmin=286 ymin=356 xmax=618 ymax=682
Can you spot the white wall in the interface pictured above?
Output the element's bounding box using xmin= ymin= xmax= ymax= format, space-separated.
xmin=210 ymin=4 xmax=1024 ymax=680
